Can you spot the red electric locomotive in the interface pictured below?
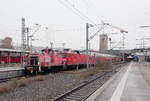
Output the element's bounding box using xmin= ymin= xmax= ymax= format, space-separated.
xmin=60 ymin=49 xmax=94 ymax=69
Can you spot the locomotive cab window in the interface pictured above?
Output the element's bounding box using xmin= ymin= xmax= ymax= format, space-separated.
xmin=30 ymin=56 xmax=38 ymax=66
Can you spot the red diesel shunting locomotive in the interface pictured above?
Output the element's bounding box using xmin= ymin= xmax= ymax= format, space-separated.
xmin=24 ymin=48 xmax=122 ymax=74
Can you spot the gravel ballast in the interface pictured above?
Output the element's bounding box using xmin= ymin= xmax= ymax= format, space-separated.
xmin=0 ymin=63 xmax=126 ymax=101
xmin=0 ymin=73 xmax=83 ymax=101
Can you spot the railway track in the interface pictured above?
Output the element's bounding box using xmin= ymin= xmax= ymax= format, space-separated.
xmin=0 ymin=75 xmax=26 ymax=83
xmin=0 ymin=62 xmax=126 ymax=101
xmin=53 ymin=72 xmax=112 ymax=101
xmin=0 ymin=78 xmax=11 ymax=83
xmin=53 ymin=62 xmax=126 ymax=101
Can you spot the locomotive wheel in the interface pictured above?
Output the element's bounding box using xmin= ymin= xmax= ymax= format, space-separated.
xmin=24 ymin=67 xmax=33 ymax=75
xmin=32 ymin=70 xmax=38 ymax=75
xmin=63 ymin=63 xmax=67 ymax=70
xmin=24 ymin=69 xmax=30 ymax=75
xmin=24 ymin=68 xmax=38 ymax=75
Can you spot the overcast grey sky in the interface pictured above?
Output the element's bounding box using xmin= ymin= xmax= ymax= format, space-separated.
xmin=0 ymin=0 xmax=150 ymax=50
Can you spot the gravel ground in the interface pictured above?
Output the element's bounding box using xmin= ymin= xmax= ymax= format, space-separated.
xmin=0 ymin=63 xmax=126 ymax=101
xmin=0 ymin=73 xmax=85 ymax=101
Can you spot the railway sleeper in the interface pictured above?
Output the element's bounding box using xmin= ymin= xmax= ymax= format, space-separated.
xmin=62 ymin=98 xmax=77 ymax=101
xmin=66 ymin=96 xmax=82 ymax=100
xmin=71 ymin=92 xmax=86 ymax=97
xmin=68 ymin=95 xmax=83 ymax=98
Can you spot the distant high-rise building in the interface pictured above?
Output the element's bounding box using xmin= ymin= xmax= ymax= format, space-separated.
xmin=99 ymin=34 xmax=108 ymax=53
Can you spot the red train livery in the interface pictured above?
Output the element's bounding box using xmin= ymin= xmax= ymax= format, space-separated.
xmin=24 ymin=48 xmax=122 ymax=74
xmin=0 ymin=48 xmax=29 ymax=64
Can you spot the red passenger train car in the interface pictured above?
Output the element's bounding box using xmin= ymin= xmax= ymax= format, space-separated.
xmin=0 ymin=48 xmax=29 ymax=64
xmin=24 ymin=48 xmax=122 ymax=74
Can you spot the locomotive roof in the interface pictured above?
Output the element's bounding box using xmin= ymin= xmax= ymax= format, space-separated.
xmin=87 ymin=51 xmax=119 ymax=57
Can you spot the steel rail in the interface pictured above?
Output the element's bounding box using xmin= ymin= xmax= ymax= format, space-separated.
xmin=53 ymin=61 xmax=126 ymax=101
xmin=54 ymin=72 xmax=108 ymax=101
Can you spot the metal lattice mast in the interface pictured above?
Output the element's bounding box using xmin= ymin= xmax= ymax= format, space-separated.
xmin=21 ymin=18 xmax=26 ymax=50
xmin=21 ymin=18 xmax=26 ymax=67
xmin=26 ymin=27 xmax=30 ymax=50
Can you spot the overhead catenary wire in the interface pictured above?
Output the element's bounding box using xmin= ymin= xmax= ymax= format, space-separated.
xmin=88 ymin=24 xmax=106 ymax=41
xmin=30 ymin=25 xmax=42 ymax=37
xmin=57 ymin=0 xmax=95 ymax=24
xmin=81 ymin=0 xmax=103 ymax=24
xmin=111 ymin=40 xmax=123 ymax=50
xmin=64 ymin=0 xmax=96 ymax=24
xmin=57 ymin=0 xmax=88 ymax=22
xmin=49 ymin=27 xmax=85 ymax=32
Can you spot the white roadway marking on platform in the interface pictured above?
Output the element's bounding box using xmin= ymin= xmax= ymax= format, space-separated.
xmin=109 ymin=62 xmax=133 ymax=101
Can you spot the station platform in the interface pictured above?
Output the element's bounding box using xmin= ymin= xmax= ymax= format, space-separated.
xmin=0 ymin=66 xmax=24 ymax=79
xmin=86 ymin=62 xmax=150 ymax=101
xmin=0 ymin=66 xmax=24 ymax=72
